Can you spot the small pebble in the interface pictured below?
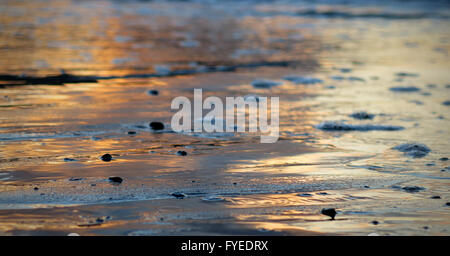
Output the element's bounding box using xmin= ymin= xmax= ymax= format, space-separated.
xmin=372 ymin=220 xmax=379 ymax=225
xmin=431 ymin=196 xmax=441 ymax=199
xmin=149 ymin=121 xmax=164 ymax=130
xmin=69 ymin=177 xmax=83 ymax=181
xmin=177 ymin=151 xmax=187 ymax=156
xmin=147 ymin=90 xmax=159 ymax=95
xmin=321 ymin=208 xmax=337 ymax=220
xmin=171 ymin=192 xmax=186 ymax=199
xmin=108 ymin=176 xmax=123 ymax=184
xmin=127 ymin=131 xmax=136 ymax=135
xmin=439 ymin=157 xmax=449 ymax=161
xmin=349 ymin=111 xmax=375 ymax=120
xmin=33 ymin=187 xmax=39 ymax=191
xmin=446 ymin=202 xmax=450 ymax=206
xmin=298 ymin=193 xmax=313 ymax=197
xmin=64 ymin=158 xmax=76 ymax=162
xmin=100 ymin=153 xmax=112 ymax=162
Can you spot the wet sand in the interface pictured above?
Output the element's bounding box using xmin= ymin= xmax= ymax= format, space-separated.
xmin=0 ymin=0 xmax=449 ymax=235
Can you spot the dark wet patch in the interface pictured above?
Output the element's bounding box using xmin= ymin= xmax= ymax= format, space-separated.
xmin=251 ymin=79 xmax=280 ymax=89
xmin=401 ymin=186 xmax=426 ymax=193
xmin=282 ymin=76 xmax=323 ymax=84
xmin=0 ymin=73 xmax=97 ymax=86
xmin=295 ymin=9 xmax=445 ymax=20
xmin=316 ymin=121 xmax=404 ymax=131
xmin=430 ymin=196 xmax=441 ymax=199
xmin=442 ymin=100 xmax=450 ymax=106
xmin=297 ymin=193 xmax=313 ymax=197
xmin=393 ymin=143 xmax=431 ymax=158
xmin=63 ymin=158 xmax=76 ymax=162
xmin=389 ymin=86 xmax=420 ymax=92
xmin=395 ymin=72 xmax=419 ymax=77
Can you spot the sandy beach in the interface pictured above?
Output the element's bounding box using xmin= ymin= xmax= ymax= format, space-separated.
xmin=0 ymin=0 xmax=449 ymax=235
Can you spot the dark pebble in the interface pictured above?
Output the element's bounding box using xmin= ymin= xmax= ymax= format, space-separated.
xmin=33 ymin=187 xmax=39 ymax=191
xmin=372 ymin=220 xmax=379 ymax=225
xmin=128 ymin=131 xmax=136 ymax=135
xmin=150 ymin=121 xmax=164 ymax=130
xmin=100 ymin=153 xmax=112 ymax=162
xmin=69 ymin=177 xmax=83 ymax=181
xmin=177 ymin=151 xmax=187 ymax=156
xmin=423 ymin=226 xmax=429 ymax=230
xmin=148 ymin=90 xmax=159 ymax=95
xmin=96 ymin=218 xmax=104 ymax=223
xmin=446 ymin=202 xmax=450 ymax=206
xmin=298 ymin=193 xmax=313 ymax=197
xmin=317 ymin=192 xmax=328 ymax=195
xmin=171 ymin=192 xmax=186 ymax=199
xmin=108 ymin=176 xmax=123 ymax=184
xmin=64 ymin=158 xmax=76 ymax=162
xmin=321 ymin=208 xmax=337 ymax=220
xmin=440 ymin=157 xmax=449 ymax=161
xmin=431 ymin=196 xmax=441 ymax=199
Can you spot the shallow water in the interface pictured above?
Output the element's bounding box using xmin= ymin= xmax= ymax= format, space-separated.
xmin=0 ymin=0 xmax=449 ymax=235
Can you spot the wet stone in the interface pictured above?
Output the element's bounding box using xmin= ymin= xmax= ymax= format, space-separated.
xmin=321 ymin=208 xmax=337 ymax=220
xmin=442 ymin=100 xmax=450 ymax=106
xmin=439 ymin=157 xmax=449 ymax=161
xmin=431 ymin=196 xmax=441 ymax=199
xmin=33 ymin=187 xmax=39 ymax=191
xmin=177 ymin=151 xmax=187 ymax=156
xmin=64 ymin=158 xmax=76 ymax=162
xmin=108 ymin=176 xmax=123 ymax=184
xmin=297 ymin=193 xmax=313 ymax=197
xmin=171 ymin=192 xmax=186 ymax=199
xmin=127 ymin=131 xmax=137 ymax=135
xmin=147 ymin=90 xmax=159 ymax=95
xmin=372 ymin=220 xmax=379 ymax=225
xmin=69 ymin=178 xmax=83 ymax=181
xmin=100 ymin=153 xmax=112 ymax=162
xmin=149 ymin=121 xmax=164 ymax=130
